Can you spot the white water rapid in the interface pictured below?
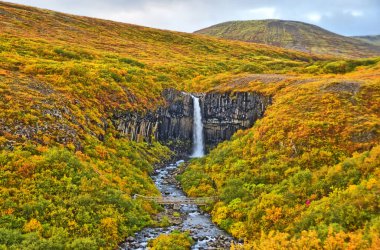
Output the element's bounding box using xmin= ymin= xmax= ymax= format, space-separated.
xmin=190 ymin=95 xmax=204 ymax=158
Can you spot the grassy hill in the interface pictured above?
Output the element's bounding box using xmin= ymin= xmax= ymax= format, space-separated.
xmin=1 ymin=2 xmax=333 ymax=149
xmin=0 ymin=1 xmax=379 ymax=249
xmin=180 ymin=67 xmax=380 ymax=248
xmin=195 ymin=20 xmax=380 ymax=58
xmin=0 ymin=1 xmax=326 ymax=248
xmin=352 ymin=35 xmax=380 ymax=46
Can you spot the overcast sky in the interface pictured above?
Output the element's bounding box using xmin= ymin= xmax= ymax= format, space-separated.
xmin=6 ymin=0 xmax=380 ymax=36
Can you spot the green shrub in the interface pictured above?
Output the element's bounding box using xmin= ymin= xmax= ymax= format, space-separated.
xmin=68 ymin=238 xmax=98 ymax=250
xmin=239 ymin=62 xmax=266 ymax=73
xmin=54 ymin=48 xmax=80 ymax=60
xmin=323 ymin=61 xmax=355 ymax=73
xmin=119 ymin=57 xmax=145 ymax=68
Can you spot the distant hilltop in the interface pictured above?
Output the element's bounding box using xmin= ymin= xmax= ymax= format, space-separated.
xmin=351 ymin=35 xmax=380 ymax=46
xmin=195 ymin=19 xmax=380 ymax=58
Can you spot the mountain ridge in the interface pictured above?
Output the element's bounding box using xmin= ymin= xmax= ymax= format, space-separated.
xmin=195 ymin=19 xmax=380 ymax=58
xmin=352 ymin=35 xmax=380 ymax=46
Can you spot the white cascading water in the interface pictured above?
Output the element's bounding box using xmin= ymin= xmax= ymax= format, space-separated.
xmin=190 ymin=95 xmax=204 ymax=158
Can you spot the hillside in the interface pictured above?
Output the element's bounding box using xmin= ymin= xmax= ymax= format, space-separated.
xmin=352 ymin=35 xmax=380 ymax=46
xmin=0 ymin=1 xmax=380 ymax=249
xmin=195 ymin=19 xmax=380 ymax=58
xmin=180 ymin=67 xmax=380 ymax=248
xmin=0 ymin=1 xmax=326 ymax=248
xmin=0 ymin=2 xmax=327 ymax=149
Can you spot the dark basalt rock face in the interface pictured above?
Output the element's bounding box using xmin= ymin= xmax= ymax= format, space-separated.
xmin=113 ymin=89 xmax=271 ymax=153
xmin=156 ymin=89 xmax=193 ymax=143
xmin=113 ymin=89 xmax=194 ymax=153
xmin=202 ymin=92 xmax=271 ymax=148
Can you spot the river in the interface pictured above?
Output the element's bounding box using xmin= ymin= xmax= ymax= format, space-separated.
xmin=121 ymin=159 xmax=234 ymax=249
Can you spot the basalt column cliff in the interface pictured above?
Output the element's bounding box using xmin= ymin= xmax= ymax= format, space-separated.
xmin=202 ymin=92 xmax=271 ymax=147
xmin=113 ymin=89 xmax=194 ymax=153
xmin=113 ymin=89 xmax=271 ymax=152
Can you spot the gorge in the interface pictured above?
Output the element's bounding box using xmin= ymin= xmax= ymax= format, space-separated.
xmin=113 ymin=89 xmax=272 ymax=153
xmin=121 ymin=89 xmax=272 ymax=247
xmin=2 ymin=2 xmax=379 ymax=249
xmin=122 ymin=92 xmax=235 ymax=249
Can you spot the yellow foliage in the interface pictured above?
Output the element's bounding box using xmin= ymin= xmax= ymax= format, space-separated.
xmin=212 ymin=206 xmax=229 ymax=225
xmin=181 ymin=74 xmax=380 ymax=249
xmin=324 ymin=230 xmax=369 ymax=250
xmin=263 ymin=206 xmax=283 ymax=224
xmin=148 ymin=231 xmax=194 ymax=250
xmin=23 ymin=218 xmax=42 ymax=233
xmin=366 ymin=178 xmax=377 ymax=190
xmin=253 ymin=231 xmax=291 ymax=250
xmin=230 ymin=222 xmax=248 ymax=240
xmin=100 ymin=217 xmax=119 ymax=243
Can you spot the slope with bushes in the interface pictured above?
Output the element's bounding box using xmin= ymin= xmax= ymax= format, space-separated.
xmin=0 ymin=2 xmax=330 ymax=149
xmin=0 ymin=140 xmax=170 ymax=249
xmin=180 ymin=64 xmax=380 ymax=249
xmin=0 ymin=2 xmax=327 ymax=249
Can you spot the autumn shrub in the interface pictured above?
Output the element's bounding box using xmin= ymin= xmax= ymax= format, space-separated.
xmin=322 ymin=58 xmax=379 ymax=74
xmin=323 ymin=61 xmax=355 ymax=73
xmin=220 ymin=179 xmax=246 ymax=203
xmin=0 ymin=228 xmax=24 ymax=246
xmin=53 ymin=48 xmax=80 ymax=60
xmin=68 ymin=238 xmax=98 ymax=250
xmin=238 ymin=62 xmax=267 ymax=73
xmin=148 ymin=231 xmax=194 ymax=250
xmin=119 ymin=57 xmax=145 ymax=68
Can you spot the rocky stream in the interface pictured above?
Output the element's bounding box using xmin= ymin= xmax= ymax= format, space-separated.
xmin=121 ymin=95 xmax=237 ymax=249
xmin=121 ymin=160 xmax=235 ymax=249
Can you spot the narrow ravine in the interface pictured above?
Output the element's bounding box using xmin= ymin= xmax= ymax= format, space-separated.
xmin=121 ymin=95 xmax=234 ymax=249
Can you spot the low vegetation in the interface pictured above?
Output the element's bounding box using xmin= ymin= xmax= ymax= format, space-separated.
xmin=148 ymin=231 xmax=194 ymax=250
xmin=0 ymin=1 xmax=379 ymax=249
xmin=180 ymin=67 xmax=380 ymax=249
xmin=0 ymin=138 xmax=170 ymax=249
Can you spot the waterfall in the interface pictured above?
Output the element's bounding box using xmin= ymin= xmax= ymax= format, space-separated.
xmin=190 ymin=95 xmax=204 ymax=158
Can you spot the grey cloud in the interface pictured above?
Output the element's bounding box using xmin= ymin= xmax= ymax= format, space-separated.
xmin=6 ymin=0 xmax=380 ymax=35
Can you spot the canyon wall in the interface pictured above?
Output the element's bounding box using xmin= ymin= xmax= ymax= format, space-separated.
xmin=113 ymin=89 xmax=271 ymax=153
xmin=202 ymin=92 xmax=271 ymax=147
xmin=113 ymin=89 xmax=194 ymax=153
